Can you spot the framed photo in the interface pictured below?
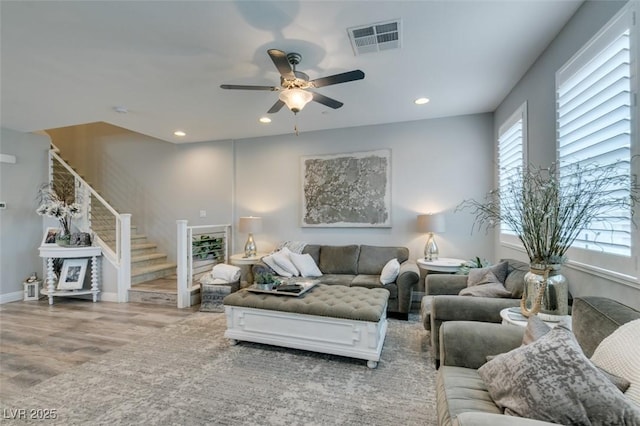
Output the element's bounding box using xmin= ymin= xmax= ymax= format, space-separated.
xmin=42 ymin=227 xmax=61 ymax=246
xmin=57 ymin=258 xmax=88 ymax=290
xmin=300 ymin=149 xmax=392 ymax=227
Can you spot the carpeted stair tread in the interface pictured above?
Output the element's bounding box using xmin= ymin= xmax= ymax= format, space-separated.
xmin=132 ymin=262 xmax=176 ymax=275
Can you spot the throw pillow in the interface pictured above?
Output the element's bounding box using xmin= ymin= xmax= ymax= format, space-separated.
xmin=478 ymin=325 xmax=640 ymax=424
xmin=289 ymin=252 xmax=323 ymax=277
xmin=380 ymin=258 xmax=400 ymax=285
xmin=498 ymin=315 xmax=631 ymax=393
xmin=591 ymin=319 xmax=640 ymax=405
xmin=467 ymin=261 xmax=508 ymax=287
xmin=261 ymin=254 xmax=292 ymax=278
xmin=271 ymin=250 xmax=300 ymax=276
xmin=458 ymin=271 xmax=511 ymax=297
xmin=522 ymin=314 xmax=551 ymax=345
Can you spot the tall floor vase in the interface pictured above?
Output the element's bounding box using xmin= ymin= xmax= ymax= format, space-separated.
xmin=521 ymin=264 xmax=569 ymax=321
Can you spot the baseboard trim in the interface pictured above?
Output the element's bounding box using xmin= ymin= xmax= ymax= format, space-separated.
xmin=100 ymin=292 xmax=120 ymax=302
xmin=0 ymin=291 xmax=24 ymax=304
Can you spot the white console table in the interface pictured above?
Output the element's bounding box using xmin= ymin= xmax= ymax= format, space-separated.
xmin=38 ymin=245 xmax=102 ymax=305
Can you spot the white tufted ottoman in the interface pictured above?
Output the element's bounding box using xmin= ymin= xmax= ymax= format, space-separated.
xmin=223 ymin=284 xmax=389 ymax=368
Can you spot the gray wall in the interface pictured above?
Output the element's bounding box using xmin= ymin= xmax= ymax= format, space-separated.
xmin=235 ymin=114 xmax=495 ymax=277
xmin=494 ymin=0 xmax=639 ymax=309
xmin=0 ymin=128 xmax=50 ymax=301
xmin=46 ymin=114 xmax=495 ymax=294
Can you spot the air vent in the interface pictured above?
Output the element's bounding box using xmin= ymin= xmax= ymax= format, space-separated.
xmin=347 ymin=20 xmax=401 ymax=55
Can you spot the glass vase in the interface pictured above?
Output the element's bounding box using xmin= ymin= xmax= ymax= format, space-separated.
xmin=522 ymin=264 xmax=569 ymax=321
xmin=55 ymin=228 xmax=71 ymax=246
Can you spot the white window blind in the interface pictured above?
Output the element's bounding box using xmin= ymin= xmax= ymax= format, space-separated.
xmin=498 ymin=103 xmax=526 ymax=236
xmin=557 ymin=21 xmax=632 ymax=256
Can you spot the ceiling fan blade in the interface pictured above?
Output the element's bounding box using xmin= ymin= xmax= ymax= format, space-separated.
xmin=267 ymin=99 xmax=286 ymax=114
xmin=267 ymin=49 xmax=295 ymax=80
xmin=220 ymin=84 xmax=278 ymax=91
xmin=312 ymin=92 xmax=343 ymax=109
xmin=311 ymin=70 xmax=365 ymax=88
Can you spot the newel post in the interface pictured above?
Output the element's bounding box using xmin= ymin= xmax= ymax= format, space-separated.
xmin=176 ymin=220 xmax=189 ymax=308
xmin=118 ymin=214 xmax=132 ymax=302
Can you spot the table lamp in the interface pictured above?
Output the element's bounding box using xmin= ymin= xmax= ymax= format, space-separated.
xmin=417 ymin=213 xmax=446 ymax=261
xmin=238 ymin=216 xmax=262 ymax=258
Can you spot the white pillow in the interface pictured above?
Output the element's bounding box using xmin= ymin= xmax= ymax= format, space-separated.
xmin=262 ymin=254 xmax=292 ymax=277
xmin=591 ymin=319 xmax=640 ymax=405
xmin=272 ymin=250 xmax=300 ymax=276
xmin=380 ymin=258 xmax=400 ymax=285
xmin=289 ymin=252 xmax=322 ymax=277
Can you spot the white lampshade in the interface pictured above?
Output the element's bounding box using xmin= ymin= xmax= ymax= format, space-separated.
xmin=279 ymin=88 xmax=313 ymax=113
xmin=238 ymin=216 xmax=262 ymax=234
xmin=417 ymin=213 xmax=446 ymax=233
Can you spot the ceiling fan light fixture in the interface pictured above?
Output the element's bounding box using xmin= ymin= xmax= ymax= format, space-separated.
xmin=279 ymin=88 xmax=313 ymax=113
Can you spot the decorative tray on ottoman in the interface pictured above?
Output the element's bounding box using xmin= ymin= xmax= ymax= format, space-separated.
xmin=246 ymin=281 xmax=317 ymax=297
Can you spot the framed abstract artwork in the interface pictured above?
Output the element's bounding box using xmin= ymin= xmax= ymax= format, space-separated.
xmin=300 ymin=149 xmax=391 ymax=227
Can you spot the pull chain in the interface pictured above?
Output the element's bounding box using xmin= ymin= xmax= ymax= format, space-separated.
xmin=294 ymin=113 xmax=300 ymax=136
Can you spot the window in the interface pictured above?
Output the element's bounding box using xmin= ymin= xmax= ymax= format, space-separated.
xmin=498 ymin=103 xmax=527 ymax=238
xmin=556 ymin=3 xmax=637 ymax=279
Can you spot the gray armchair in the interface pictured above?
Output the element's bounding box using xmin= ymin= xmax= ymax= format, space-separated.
xmin=426 ymin=259 xmax=529 ymax=365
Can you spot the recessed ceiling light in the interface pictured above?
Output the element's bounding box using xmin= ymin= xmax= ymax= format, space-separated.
xmin=259 ymin=117 xmax=271 ymax=124
xmin=113 ymin=106 xmax=128 ymax=114
xmin=174 ymin=130 xmax=186 ymax=137
xmin=414 ymin=97 xmax=430 ymax=105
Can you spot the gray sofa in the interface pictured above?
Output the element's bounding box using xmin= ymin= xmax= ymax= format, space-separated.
xmin=426 ymin=259 xmax=529 ymax=364
xmin=436 ymin=296 xmax=640 ymax=425
xmin=253 ymin=244 xmax=419 ymax=320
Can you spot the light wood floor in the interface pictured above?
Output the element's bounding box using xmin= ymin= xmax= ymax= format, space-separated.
xmin=0 ymin=298 xmax=198 ymax=400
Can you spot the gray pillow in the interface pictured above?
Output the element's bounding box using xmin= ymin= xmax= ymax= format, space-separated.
xmin=478 ymin=325 xmax=640 ymax=424
xmin=459 ymin=271 xmax=511 ymax=297
xmin=467 ymin=261 xmax=508 ymax=286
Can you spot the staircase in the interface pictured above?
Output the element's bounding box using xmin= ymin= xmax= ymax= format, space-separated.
xmin=89 ymin=187 xmax=181 ymax=305
xmin=52 ymin=154 xmax=181 ymax=305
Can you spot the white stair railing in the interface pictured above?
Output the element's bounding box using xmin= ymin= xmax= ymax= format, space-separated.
xmin=176 ymin=220 xmax=231 ymax=308
xmin=49 ymin=145 xmax=132 ymax=302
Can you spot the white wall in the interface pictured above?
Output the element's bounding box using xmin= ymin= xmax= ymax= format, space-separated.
xmin=0 ymin=128 xmax=50 ymax=302
xmin=235 ymin=114 xmax=496 ymax=286
xmin=493 ymin=0 xmax=639 ymax=309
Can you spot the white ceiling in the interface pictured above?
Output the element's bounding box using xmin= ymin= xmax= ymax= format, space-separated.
xmin=1 ymin=1 xmax=582 ymax=144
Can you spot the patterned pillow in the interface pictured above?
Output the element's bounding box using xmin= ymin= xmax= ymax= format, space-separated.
xmin=478 ymin=325 xmax=640 ymax=424
xmin=522 ymin=315 xmax=551 ymax=345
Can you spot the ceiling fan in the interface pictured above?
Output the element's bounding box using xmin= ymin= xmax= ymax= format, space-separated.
xmin=220 ymin=49 xmax=365 ymax=115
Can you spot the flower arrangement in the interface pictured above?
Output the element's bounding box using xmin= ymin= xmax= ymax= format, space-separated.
xmin=458 ymin=162 xmax=638 ymax=266
xmin=456 ymin=257 xmax=491 ymax=275
xmin=36 ymin=178 xmax=82 ymax=238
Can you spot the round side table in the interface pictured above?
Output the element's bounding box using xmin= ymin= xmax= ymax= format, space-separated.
xmin=229 ymin=252 xmax=268 ymax=285
xmin=416 ymin=258 xmax=466 ymax=273
xmin=500 ymin=307 xmax=571 ymax=329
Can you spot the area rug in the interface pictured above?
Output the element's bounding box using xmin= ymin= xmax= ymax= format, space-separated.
xmin=2 ymin=312 xmax=437 ymax=425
